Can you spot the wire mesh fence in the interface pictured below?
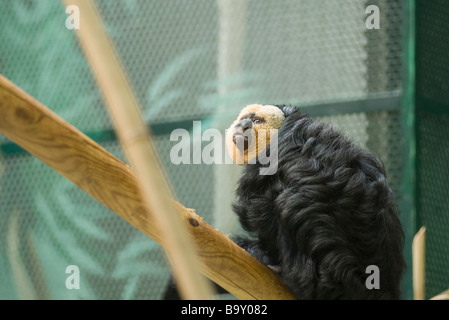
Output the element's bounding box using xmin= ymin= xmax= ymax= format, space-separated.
xmin=0 ymin=0 xmax=412 ymax=299
xmin=415 ymin=0 xmax=449 ymax=299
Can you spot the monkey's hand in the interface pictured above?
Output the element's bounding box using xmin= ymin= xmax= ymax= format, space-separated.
xmin=233 ymin=237 xmax=277 ymax=267
xmin=267 ymin=264 xmax=282 ymax=274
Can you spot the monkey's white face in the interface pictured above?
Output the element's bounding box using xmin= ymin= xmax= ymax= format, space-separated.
xmin=226 ymin=104 xmax=285 ymax=164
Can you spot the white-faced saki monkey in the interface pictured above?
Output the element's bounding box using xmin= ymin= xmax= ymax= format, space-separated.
xmin=226 ymin=104 xmax=405 ymax=299
xmin=164 ymin=104 xmax=405 ymax=300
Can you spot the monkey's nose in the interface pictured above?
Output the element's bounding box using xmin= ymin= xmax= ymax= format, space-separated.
xmin=238 ymin=119 xmax=253 ymax=131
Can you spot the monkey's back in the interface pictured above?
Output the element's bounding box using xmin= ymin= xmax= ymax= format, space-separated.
xmin=233 ymin=106 xmax=405 ymax=299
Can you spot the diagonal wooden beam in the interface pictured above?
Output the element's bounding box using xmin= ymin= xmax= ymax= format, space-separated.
xmin=0 ymin=74 xmax=295 ymax=300
xmin=430 ymin=288 xmax=449 ymax=300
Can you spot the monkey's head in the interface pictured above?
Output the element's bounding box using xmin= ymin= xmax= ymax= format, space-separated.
xmin=226 ymin=104 xmax=285 ymax=164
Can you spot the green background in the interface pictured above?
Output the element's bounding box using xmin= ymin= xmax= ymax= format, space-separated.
xmin=0 ymin=0 xmax=447 ymax=300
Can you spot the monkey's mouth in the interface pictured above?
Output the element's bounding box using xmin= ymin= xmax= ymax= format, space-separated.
xmin=233 ymin=131 xmax=251 ymax=151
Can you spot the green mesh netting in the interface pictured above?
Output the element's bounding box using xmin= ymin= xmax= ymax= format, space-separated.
xmin=0 ymin=0 xmax=410 ymax=299
xmin=415 ymin=0 xmax=449 ymax=299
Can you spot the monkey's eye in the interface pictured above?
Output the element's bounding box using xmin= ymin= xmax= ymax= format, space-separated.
xmin=253 ymin=118 xmax=263 ymax=124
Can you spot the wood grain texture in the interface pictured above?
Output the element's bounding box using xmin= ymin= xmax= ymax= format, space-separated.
xmin=412 ymin=226 xmax=426 ymax=300
xmin=430 ymin=288 xmax=449 ymax=300
xmin=0 ymin=74 xmax=295 ymax=300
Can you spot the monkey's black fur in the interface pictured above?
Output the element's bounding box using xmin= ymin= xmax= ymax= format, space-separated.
xmin=233 ymin=105 xmax=405 ymax=299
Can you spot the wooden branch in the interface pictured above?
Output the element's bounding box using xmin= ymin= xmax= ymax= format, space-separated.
xmin=430 ymin=288 xmax=449 ymax=300
xmin=412 ymin=226 xmax=426 ymax=300
xmin=0 ymin=74 xmax=295 ymax=300
xmin=62 ymin=0 xmax=214 ymax=300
